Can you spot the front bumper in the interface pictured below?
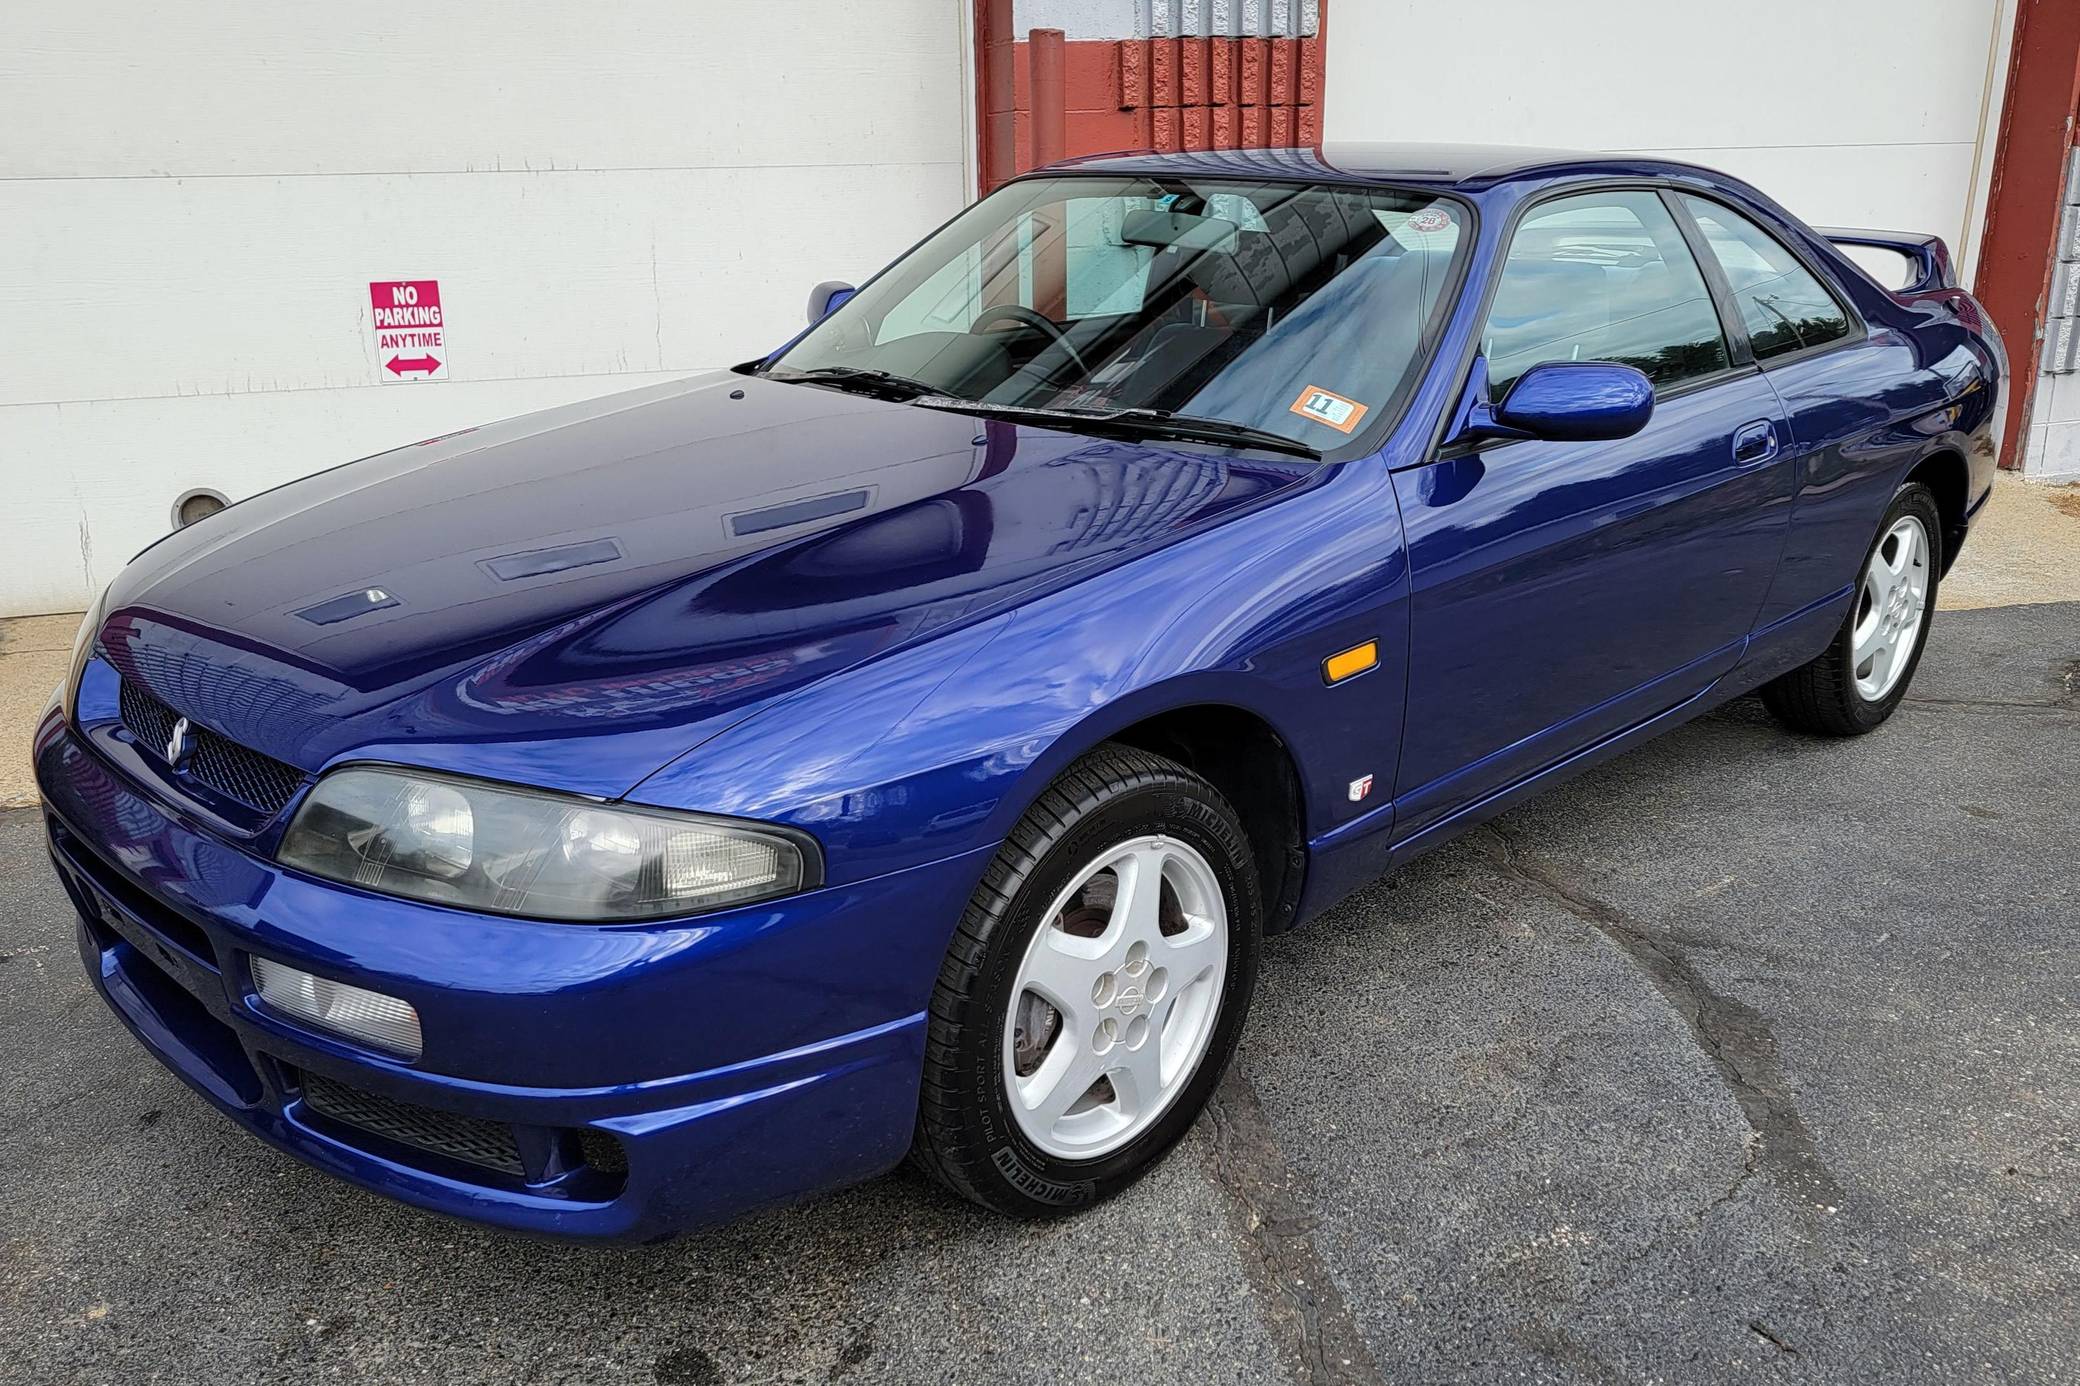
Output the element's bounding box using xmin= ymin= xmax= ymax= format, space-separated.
xmin=34 ymin=707 xmax=991 ymax=1241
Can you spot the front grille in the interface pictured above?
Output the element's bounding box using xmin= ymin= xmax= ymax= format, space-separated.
xmin=118 ymin=679 xmax=305 ymax=817
xmin=118 ymin=677 xmax=179 ymax=754
xmin=187 ymin=730 xmax=305 ymax=816
xmin=299 ymin=1070 xmax=526 ymax=1177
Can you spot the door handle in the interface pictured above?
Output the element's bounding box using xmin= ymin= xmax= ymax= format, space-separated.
xmin=1732 ymin=420 xmax=1779 ymax=466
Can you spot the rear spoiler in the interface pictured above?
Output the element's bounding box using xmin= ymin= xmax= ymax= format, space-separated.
xmin=1815 ymin=227 xmax=1956 ymax=295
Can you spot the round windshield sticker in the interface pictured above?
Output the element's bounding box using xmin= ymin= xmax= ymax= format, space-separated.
xmin=1407 ymin=208 xmax=1451 ymax=233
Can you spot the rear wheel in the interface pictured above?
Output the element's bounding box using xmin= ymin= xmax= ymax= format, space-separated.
xmin=1761 ymin=482 xmax=1941 ymax=736
xmin=912 ymin=744 xmax=1259 ymax=1217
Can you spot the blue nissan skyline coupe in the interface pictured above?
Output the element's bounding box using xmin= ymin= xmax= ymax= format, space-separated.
xmin=36 ymin=145 xmax=2003 ymax=1240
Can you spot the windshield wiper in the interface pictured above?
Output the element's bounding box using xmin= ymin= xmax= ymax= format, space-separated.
xmin=769 ymin=365 xmax=937 ymax=401
xmin=911 ymin=397 xmax=1322 ymax=460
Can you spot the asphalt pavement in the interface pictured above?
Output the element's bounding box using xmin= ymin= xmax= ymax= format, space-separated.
xmin=3 ymin=601 xmax=2076 ymax=1385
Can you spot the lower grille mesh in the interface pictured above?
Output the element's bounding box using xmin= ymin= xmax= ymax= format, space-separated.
xmin=299 ymin=1071 xmax=525 ymax=1177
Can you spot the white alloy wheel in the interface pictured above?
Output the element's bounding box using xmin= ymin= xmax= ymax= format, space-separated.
xmin=1003 ymin=835 xmax=1229 ymax=1160
xmin=1853 ymin=513 xmax=1931 ymax=701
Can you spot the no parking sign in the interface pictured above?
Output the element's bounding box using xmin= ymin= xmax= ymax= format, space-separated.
xmin=369 ymin=280 xmax=450 ymax=381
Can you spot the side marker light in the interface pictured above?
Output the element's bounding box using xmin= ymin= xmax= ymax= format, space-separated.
xmin=1323 ymin=641 xmax=1378 ymax=685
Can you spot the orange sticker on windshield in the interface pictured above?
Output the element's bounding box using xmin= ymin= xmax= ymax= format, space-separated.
xmin=1289 ymin=386 xmax=1368 ymax=434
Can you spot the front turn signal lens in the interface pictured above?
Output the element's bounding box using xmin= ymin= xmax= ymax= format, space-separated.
xmin=249 ymin=956 xmax=423 ymax=1059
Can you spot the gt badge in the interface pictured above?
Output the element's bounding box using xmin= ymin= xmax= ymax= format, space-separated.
xmin=1348 ymin=774 xmax=1373 ymax=803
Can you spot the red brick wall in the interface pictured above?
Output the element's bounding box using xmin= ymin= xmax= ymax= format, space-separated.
xmin=978 ymin=2 xmax=1326 ymax=192
xmin=1974 ymin=0 xmax=2080 ymax=467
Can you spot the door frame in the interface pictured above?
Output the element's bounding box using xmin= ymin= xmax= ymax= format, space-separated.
xmin=1412 ymin=176 xmax=1872 ymax=470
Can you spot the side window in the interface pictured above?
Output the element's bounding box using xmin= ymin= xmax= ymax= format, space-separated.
xmin=1679 ymin=196 xmax=1852 ymax=360
xmin=1483 ymin=190 xmax=1730 ymax=398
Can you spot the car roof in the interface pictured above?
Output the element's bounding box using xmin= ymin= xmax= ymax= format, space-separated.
xmin=1042 ymin=142 xmax=1721 ymax=192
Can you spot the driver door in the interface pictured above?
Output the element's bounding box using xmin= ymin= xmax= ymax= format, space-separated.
xmin=1390 ymin=188 xmax=1791 ymax=842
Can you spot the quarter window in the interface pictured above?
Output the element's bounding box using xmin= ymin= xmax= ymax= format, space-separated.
xmin=1482 ymin=190 xmax=1730 ymax=397
xmin=1679 ymin=196 xmax=1852 ymax=360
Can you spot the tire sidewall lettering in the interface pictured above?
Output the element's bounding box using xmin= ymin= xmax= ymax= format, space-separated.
xmin=951 ymin=770 xmax=1259 ymax=1210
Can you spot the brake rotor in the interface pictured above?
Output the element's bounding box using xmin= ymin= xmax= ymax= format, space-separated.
xmin=1011 ymin=991 xmax=1060 ymax=1076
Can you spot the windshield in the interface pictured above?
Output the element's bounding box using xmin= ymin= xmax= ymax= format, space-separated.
xmin=767 ymin=175 xmax=1467 ymax=452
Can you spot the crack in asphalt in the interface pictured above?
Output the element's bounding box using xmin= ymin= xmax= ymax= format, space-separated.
xmin=1203 ymin=1070 xmax=1387 ymax=1386
xmin=1688 ymin=1128 xmax=1763 ymax=1227
xmin=1901 ymin=696 xmax=2078 ymax=717
xmin=1904 ymin=655 xmax=2080 ymax=716
xmin=1749 ymin=1319 xmax=1800 ymax=1356
xmin=1475 ymin=823 xmax=1844 ymax=1214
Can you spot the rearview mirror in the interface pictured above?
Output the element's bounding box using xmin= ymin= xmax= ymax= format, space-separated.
xmin=1119 ymin=209 xmax=1240 ymax=253
xmin=1492 ymin=362 xmax=1654 ymax=442
xmin=806 ymin=280 xmax=857 ymax=325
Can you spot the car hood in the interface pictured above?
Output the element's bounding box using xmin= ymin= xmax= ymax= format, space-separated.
xmin=98 ymin=371 xmax=1323 ymax=799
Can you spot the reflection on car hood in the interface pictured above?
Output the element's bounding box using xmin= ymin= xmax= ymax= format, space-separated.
xmin=99 ymin=371 xmax=1323 ymax=798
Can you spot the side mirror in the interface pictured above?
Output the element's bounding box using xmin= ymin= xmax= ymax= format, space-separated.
xmin=1491 ymin=362 xmax=1654 ymax=442
xmin=806 ymin=280 xmax=857 ymax=325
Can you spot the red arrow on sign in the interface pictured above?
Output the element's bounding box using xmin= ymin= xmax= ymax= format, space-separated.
xmin=386 ymin=354 xmax=442 ymax=376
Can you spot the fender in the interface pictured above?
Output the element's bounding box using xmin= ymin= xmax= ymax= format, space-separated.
xmin=636 ymin=457 xmax=1414 ymax=889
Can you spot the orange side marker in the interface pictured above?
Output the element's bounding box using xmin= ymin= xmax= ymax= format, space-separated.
xmin=1323 ymin=641 xmax=1378 ymax=684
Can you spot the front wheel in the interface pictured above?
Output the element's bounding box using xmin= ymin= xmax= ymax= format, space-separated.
xmin=911 ymin=744 xmax=1260 ymax=1217
xmin=1762 ymin=481 xmax=1942 ymax=736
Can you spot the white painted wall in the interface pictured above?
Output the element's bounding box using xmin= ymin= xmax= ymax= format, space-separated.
xmin=5 ymin=0 xmax=2040 ymax=618
xmin=1324 ymin=1 xmax=2012 ymax=286
xmin=1 ymin=1 xmax=971 ymax=616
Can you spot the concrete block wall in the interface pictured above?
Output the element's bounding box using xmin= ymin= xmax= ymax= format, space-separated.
xmin=2025 ymin=151 xmax=2080 ymax=479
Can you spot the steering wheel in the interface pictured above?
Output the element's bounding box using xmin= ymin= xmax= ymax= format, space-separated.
xmin=969 ymin=303 xmax=1091 ymax=376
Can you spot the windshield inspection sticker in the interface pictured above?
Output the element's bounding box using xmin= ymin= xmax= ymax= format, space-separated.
xmin=1290 ymin=385 xmax=1368 ymax=434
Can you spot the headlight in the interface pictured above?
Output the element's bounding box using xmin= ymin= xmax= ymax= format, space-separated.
xmin=61 ymin=582 xmax=110 ymax=725
xmin=277 ymin=767 xmax=818 ymax=922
